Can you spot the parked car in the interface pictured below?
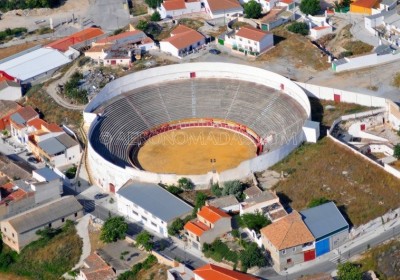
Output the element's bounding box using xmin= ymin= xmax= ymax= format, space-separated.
xmin=94 ymin=193 xmax=108 ymax=200
xmin=27 ymin=157 xmax=38 ymax=163
xmin=209 ymin=49 xmax=221 ymax=55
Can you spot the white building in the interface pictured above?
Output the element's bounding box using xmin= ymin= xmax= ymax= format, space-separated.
xmin=0 ymin=80 xmax=22 ymax=101
xmin=32 ymin=167 xmax=63 ymax=195
xmin=365 ymin=8 xmax=400 ymax=36
xmin=117 ymin=182 xmax=193 ymax=237
xmin=158 ymin=0 xmax=203 ymax=19
xmin=309 ymin=25 xmax=333 ymax=40
xmin=224 ymin=26 xmax=274 ymax=55
xmin=203 ymin=0 xmax=243 ymax=18
xmin=160 ymin=25 xmax=206 ymax=58
xmin=0 ymin=47 xmax=71 ymax=85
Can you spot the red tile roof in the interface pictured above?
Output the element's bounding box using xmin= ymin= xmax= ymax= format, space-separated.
xmin=184 ymin=220 xmax=210 ymax=237
xmin=162 ymin=25 xmax=205 ymax=50
xmin=162 ymin=0 xmax=186 ymax=10
xmin=350 ymin=0 xmax=379 ymax=8
xmin=27 ymin=118 xmax=63 ymax=133
xmin=81 ymin=252 xmax=116 ymax=280
xmin=280 ymin=0 xmax=293 ymax=4
xmin=47 ymin=28 xmax=104 ymax=52
xmin=206 ymin=0 xmax=242 ymax=12
xmin=313 ymin=26 xmax=330 ymax=30
xmin=197 ymin=205 xmax=230 ymax=224
xmin=194 ymin=264 xmax=259 ymax=280
xmin=235 ymin=26 xmax=271 ymax=42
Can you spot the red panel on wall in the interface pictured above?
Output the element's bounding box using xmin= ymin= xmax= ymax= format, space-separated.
xmin=190 ymin=72 xmax=196 ymax=78
xmin=360 ymin=124 xmax=366 ymax=131
xmin=109 ymin=183 xmax=115 ymax=193
xmin=304 ymin=249 xmax=316 ymax=262
xmin=334 ymin=94 xmax=341 ymax=102
xmin=280 ymin=83 xmax=284 ymax=90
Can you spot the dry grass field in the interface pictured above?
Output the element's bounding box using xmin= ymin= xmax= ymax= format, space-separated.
xmin=0 ymin=39 xmax=54 ymax=60
xmin=271 ymin=137 xmax=400 ymax=226
xmin=136 ymin=263 xmax=169 ymax=280
xmin=138 ymin=128 xmax=256 ymax=175
xmin=258 ymin=26 xmax=330 ymax=71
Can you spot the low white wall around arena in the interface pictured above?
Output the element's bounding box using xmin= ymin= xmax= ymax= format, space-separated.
xmin=296 ymin=82 xmax=387 ymax=108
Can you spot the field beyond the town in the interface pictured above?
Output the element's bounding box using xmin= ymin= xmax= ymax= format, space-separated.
xmin=270 ymin=99 xmax=400 ymax=226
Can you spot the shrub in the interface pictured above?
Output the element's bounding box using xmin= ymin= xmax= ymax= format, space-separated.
xmin=222 ymin=180 xmax=244 ymax=199
xmin=142 ymin=254 xmax=157 ymax=269
xmin=203 ymin=239 xmax=238 ymax=264
xmin=168 ymin=218 xmax=185 ymax=236
xmin=167 ymin=185 xmax=183 ymax=195
xmin=308 ymin=197 xmax=330 ymax=208
xmin=239 ymin=211 xmax=271 ymax=233
xmin=136 ymin=20 xmax=149 ymax=31
xmin=287 ymin=22 xmax=309 ymax=36
xmin=394 ymin=144 xmax=400 ymax=160
xmin=150 ymin=11 xmax=161 ymax=22
xmin=100 ymin=216 xmax=128 ymax=243
xmin=193 ymin=192 xmax=208 ymax=215
xmin=240 ymin=242 xmax=267 ymax=271
xmin=145 ymin=0 xmax=162 ymax=9
xmin=65 ymin=166 xmax=77 ymax=179
xmin=211 ymin=183 xmax=222 ymax=197
xmin=300 ymin=0 xmax=321 ymax=15
xmin=244 ymin=0 xmax=262 ymax=19
xmin=178 ymin=177 xmax=194 ymax=190
xmin=337 ymin=262 xmax=362 ymax=280
xmin=231 ymin=229 xmax=240 ymax=239
xmin=135 ymin=231 xmax=154 ymax=251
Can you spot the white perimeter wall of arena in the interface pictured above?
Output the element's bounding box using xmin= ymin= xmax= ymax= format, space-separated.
xmin=84 ymin=63 xmax=312 ymax=191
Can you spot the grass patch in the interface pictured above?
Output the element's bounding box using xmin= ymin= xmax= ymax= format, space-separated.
xmin=5 ymin=223 xmax=82 ymax=279
xmin=343 ymin=40 xmax=373 ymax=56
xmin=359 ymin=239 xmax=400 ymax=279
xmin=257 ymin=25 xmax=330 ymax=71
xmin=231 ymin=21 xmax=252 ymax=29
xmin=130 ymin=0 xmax=148 ymax=16
xmin=271 ymin=137 xmax=400 ymax=226
xmin=392 ymin=72 xmax=400 ymax=88
xmin=23 ymin=85 xmax=83 ymax=129
xmin=178 ymin=18 xmax=204 ymax=30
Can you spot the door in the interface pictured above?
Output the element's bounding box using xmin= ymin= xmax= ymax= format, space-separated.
xmin=111 ymin=60 xmax=116 ymax=65
xmin=304 ymin=249 xmax=316 ymax=261
xmin=360 ymin=124 xmax=366 ymax=131
xmin=316 ymin=238 xmax=330 ymax=257
xmin=109 ymin=183 xmax=115 ymax=193
xmin=334 ymin=94 xmax=341 ymax=102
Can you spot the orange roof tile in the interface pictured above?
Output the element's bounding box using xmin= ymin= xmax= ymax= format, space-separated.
xmin=260 ymin=211 xmax=314 ymax=250
xmin=280 ymin=0 xmax=293 ymax=4
xmin=162 ymin=0 xmax=186 ymax=10
xmin=206 ymin=0 xmax=242 ymax=12
xmin=86 ymin=45 xmax=109 ymax=53
xmin=162 ymin=25 xmax=205 ymax=50
xmin=236 ymin=26 xmax=271 ymax=42
xmin=197 ymin=205 xmax=230 ymax=224
xmin=194 ymin=264 xmax=259 ymax=280
xmin=47 ymin=28 xmax=104 ymax=52
xmin=313 ymin=26 xmax=330 ymax=30
xmin=82 ymin=252 xmax=116 ymax=280
xmin=184 ymin=220 xmax=210 ymax=237
xmin=27 ymin=118 xmax=63 ymax=133
xmin=350 ymin=0 xmax=379 ymax=8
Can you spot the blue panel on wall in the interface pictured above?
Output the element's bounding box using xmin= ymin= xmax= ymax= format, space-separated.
xmin=316 ymin=238 xmax=330 ymax=257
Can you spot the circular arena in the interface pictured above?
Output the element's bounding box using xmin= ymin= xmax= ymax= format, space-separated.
xmin=84 ymin=63 xmax=311 ymax=192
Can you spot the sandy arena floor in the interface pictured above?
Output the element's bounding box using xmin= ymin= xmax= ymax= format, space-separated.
xmin=137 ymin=127 xmax=257 ymax=175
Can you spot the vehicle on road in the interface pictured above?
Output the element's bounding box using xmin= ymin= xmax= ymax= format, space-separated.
xmin=94 ymin=193 xmax=109 ymax=200
xmin=27 ymin=157 xmax=38 ymax=163
xmin=209 ymin=49 xmax=221 ymax=55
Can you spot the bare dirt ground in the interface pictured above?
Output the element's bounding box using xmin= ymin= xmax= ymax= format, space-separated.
xmin=138 ymin=127 xmax=257 ymax=175
xmin=0 ymin=0 xmax=89 ymax=30
xmin=0 ymin=38 xmax=54 ymax=59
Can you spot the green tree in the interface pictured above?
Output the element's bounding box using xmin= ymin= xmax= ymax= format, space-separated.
xmin=394 ymin=144 xmax=400 ymax=159
xmin=168 ymin=218 xmax=185 ymax=236
xmin=222 ymin=180 xmax=244 ymax=199
xmin=287 ymin=22 xmax=309 ymax=36
xmin=239 ymin=211 xmax=271 ymax=233
xmin=240 ymin=242 xmax=267 ymax=271
xmin=211 ymin=183 xmax=222 ymax=197
xmin=136 ymin=20 xmax=148 ymax=31
xmin=300 ymin=0 xmax=321 ymax=15
xmin=100 ymin=216 xmax=128 ymax=243
xmin=145 ymin=0 xmax=162 ymax=9
xmin=308 ymin=197 xmax=330 ymax=208
xmin=150 ymin=11 xmax=161 ymax=21
xmin=193 ymin=192 xmax=208 ymax=215
xmin=167 ymin=185 xmax=183 ymax=195
xmin=244 ymin=0 xmax=262 ymax=19
xmin=135 ymin=231 xmax=154 ymax=251
xmin=337 ymin=262 xmax=363 ymax=280
xmin=178 ymin=177 xmax=194 ymax=190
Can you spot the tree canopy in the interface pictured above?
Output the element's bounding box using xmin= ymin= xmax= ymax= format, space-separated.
xmin=222 ymin=180 xmax=244 ymax=199
xmin=308 ymin=197 xmax=330 ymax=208
xmin=394 ymin=144 xmax=400 ymax=159
xmin=240 ymin=242 xmax=267 ymax=271
xmin=168 ymin=218 xmax=185 ymax=236
xmin=300 ymin=0 xmax=321 ymax=15
xmin=135 ymin=231 xmax=154 ymax=252
xmin=211 ymin=183 xmax=222 ymax=197
xmin=100 ymin=216 xmax=128 ymax=243
xmin=244 ymin=0 xmax=262 ymax=19
xmin=178 ymin=177 xmax=194 ymax=190
xmin=287 ymin=22 xmax=309 ymax=36
xmin=150 ymin=11 xmax=161 ymax=22
xmin=145 ymin=0 xmax=162 ymax=9
xmin=239 ymin=211 xmax=271 ymax=233
xmin=337 ymin=262 xmax=363 ymax=280
xmin=0 ymin=0 xmax=60 ymax=11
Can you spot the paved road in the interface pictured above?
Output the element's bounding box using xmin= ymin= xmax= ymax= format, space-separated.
xmin=64 ymin=186 xmax=207 ymax=270
xmin=86 ymin=0 xmax=130 ymax=31
xmin=45 ymin=61 xmax=87 ymax=111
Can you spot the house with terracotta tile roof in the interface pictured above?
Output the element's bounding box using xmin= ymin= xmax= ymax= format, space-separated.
xmin=0 ymin=100 xmax=21 ymax=131
xmin=350 ymin=0 xmax=380 ymax=14
xmin=194 ymin=263 xmax=259 ymax=280
xmin=9 ymin=106 xmax=39 ymax=144
xmin=203 ymin=0 xmax=243 ymax=18
xmin=85 ymin=29 xmax=154 ymax=65
xmin=223 ymin=26 xmax=274 ymax=56
xmin=158 ymin=0 xmax=203 ymax=19
xmin=77 ymin=251 xmax=116 ymax=280
xmin=184 ymin=205 xmax=232 ymax=251
xmin=160 ymin=25 xmax=206 ymax=58
xmin=260 ymin=211 xmax=315 ymax=271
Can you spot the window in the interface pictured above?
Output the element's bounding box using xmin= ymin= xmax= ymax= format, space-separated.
xmin=151 ymin=222 xmax=157 ymax=227
xmin=197 ymin=42 xmax=200 ymax=46
xmin=3 ymin=228 xmax=6 ymax=232
xmin=12 ymin=233 xmax=14 ymax=238
xmin=142 ymin=216 xmax=148 ymax=221
xmin=287 ymin=258 xmax=292 ymax=264
xmin=282 ymin=249 xmax=286 ymax=255
xmin=48 ymin=223 xmax=52 ymax=228
xmin=132 ymin=210 xmax=138 ymax=216
xmin=293 ymin=247 xmax=296 ymax=252
xmin=74 ymin=213 xmax=78 ymax=217
xmin=62 ymin=218 xmax=65 ymax=223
